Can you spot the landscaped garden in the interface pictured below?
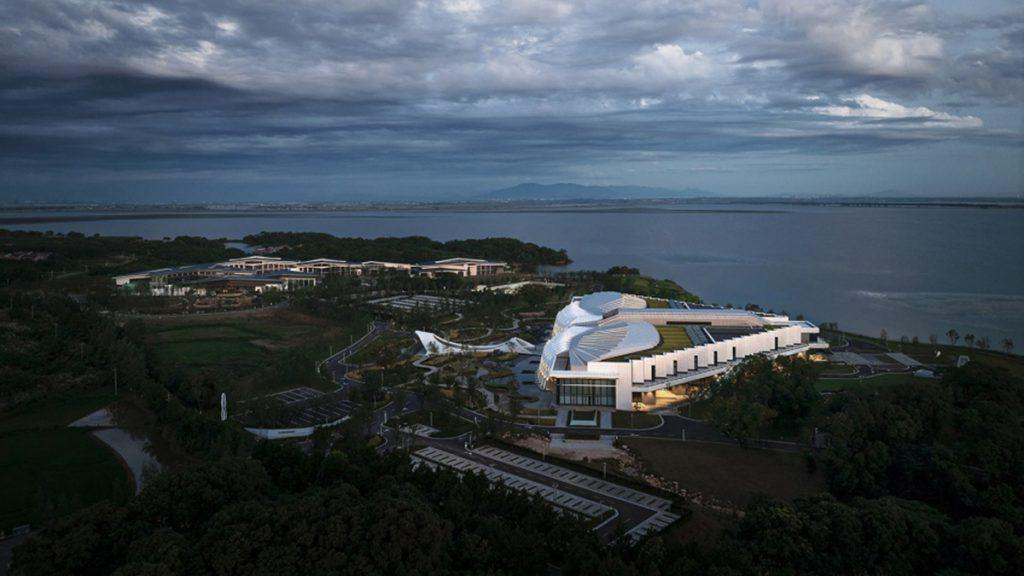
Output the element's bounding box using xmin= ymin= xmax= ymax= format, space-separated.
xmin=612 ymin=324 xmax=694 ymax=360
xmin=391 ymin=409 xmax=476 ymax=437
xmin=611 ymin=410 xmax=662 ymax=428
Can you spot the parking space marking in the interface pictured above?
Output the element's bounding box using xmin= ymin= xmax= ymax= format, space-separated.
xmin=472 ymin=446 xmax=673 ymax=512
xmin=412 ymin=447 xmax=614 ymax=520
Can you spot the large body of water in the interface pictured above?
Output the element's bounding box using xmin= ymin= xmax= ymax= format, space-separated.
xmin=4 ymin=204 xmax=1022 ymax=348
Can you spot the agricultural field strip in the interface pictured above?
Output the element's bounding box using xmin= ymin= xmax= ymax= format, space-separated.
xmin=472 ymin=446 xmax=673 ymax=512
xmin=412 ymin=447 xmax=613 ymax=519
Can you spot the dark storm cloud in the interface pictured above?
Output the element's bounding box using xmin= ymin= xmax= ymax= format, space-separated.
xmin=0 ymin=1 xmax=1021 ymax=199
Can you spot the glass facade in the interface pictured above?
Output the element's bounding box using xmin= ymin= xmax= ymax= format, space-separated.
xmin=555 ymin=377 xmax=616 ymax=407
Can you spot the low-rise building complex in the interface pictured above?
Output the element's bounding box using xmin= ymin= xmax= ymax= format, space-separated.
xmin=538 ymin=292 xmax=827 ymax=411
xmin=114 ymin=255 xmax=507 ymax=295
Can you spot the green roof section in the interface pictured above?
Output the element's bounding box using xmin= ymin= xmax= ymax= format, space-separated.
xmin=607 ymin=324 xmax=694 ymax=361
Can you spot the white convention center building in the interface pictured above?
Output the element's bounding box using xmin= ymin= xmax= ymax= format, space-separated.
xmin=537 ymin=292 xmax=828 ymax=411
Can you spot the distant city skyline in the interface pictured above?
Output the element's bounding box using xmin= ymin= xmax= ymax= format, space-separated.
xmin=1 ymin=1 xmax=1022 ymax=202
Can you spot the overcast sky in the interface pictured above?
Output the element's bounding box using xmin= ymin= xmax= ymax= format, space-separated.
xmin=1 ymin=0 xmax=1022 ymax=202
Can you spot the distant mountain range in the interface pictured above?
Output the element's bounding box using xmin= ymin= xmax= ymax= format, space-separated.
xmin=481 ymin=182 xmax=713 ymax=201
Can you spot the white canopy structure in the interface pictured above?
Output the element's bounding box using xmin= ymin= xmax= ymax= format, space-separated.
xmin=415 ymin=331 xmax=536 ymax=356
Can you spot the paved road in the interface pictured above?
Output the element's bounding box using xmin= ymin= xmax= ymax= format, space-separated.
xmin=323 ymin=321 xmax=389 ymax=389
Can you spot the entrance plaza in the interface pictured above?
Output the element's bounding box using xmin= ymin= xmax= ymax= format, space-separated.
xmin=538 ymin=292 xmax=828 ymax=411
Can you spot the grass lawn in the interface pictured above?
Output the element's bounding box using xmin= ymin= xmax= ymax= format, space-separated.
xmin=529 ymin=417 xmax=557 ymax=426
xmin=611 ymin=411 xmax=662 ymax=429
xmin=622 ymin=438 xmax=825 ymax=507
xmin=0 ymin=385 xmax=117 ymax=434
xmin=0 ymin=385 xmax=132 ymax=532
xmin=816 ymin=373 xmax=932 ymax=393
xmin=612 ymin=325 xmax=693 ymax=360
xmin=158 ymin=338 xmax=266 ymax=369
xmin=147 ymin=310 xmax=372 ymax=398
xmin=825 ymin=330 xmax=1024 ymax=379
xmin=0 ymin=429 xmax=133 ymax=532
xmin=643 ymin=297 xmax=671 ymax=308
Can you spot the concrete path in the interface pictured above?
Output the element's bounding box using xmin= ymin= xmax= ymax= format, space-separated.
xmin=90 ymin=428 xmax=161 ymax=493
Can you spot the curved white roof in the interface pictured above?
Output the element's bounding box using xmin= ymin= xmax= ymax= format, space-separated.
xmin=540 ymin=320 xmax=659 ymax=374
xmin=554 ymin=291 xmax=647 ymax=332
xmin=416 ymin=331 xmax=535 ymax=356
xmin=611 ymin=307 xmax=765 ymax=327
xmin=541 ymin=325 xmax=591 ymax=375
xmin=567 ymin=321 xmax=659 ymax=369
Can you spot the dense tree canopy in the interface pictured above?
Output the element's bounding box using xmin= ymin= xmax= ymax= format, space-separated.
xmin=242 ymin=232 xmax=570 ymax=270
xmin=11 ymin=445 xmax=604 ymax=576
xmin=707 ymin=355 xmax=819 ymax=438
xmin=0 ymin=229 xmax=244 ymax=282
xmin=821 ymin=363 xmax=1024 ymax=529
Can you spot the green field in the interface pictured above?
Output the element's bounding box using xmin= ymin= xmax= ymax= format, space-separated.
xmin=147 ymin=310 xmax=372 ymax=397
xmin=0 ymin=385 xmax=117 ymax=435
xmin=0 ymin=430 xmax=133 ymax=532
xmin=643 ymin=297 xmax=671 ymax=308
xmin=0 ymin=386 xmax=132 ymax=532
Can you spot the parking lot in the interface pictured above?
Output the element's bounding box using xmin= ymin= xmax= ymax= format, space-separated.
xmin=368 ymin=294 xmax=465 ymax=312
xmin=413 ymin=446 xmax=614 ymax=520
xmin=412 ymin=442 xmax=681 ymax=543
xmin=247 ymin=387 xmax=356 ymax=429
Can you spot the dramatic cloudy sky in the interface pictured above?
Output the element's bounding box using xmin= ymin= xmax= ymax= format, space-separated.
xmin=1 ymin=0 xmax=1022 ymax=201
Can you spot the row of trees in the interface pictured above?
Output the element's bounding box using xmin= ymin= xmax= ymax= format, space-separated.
xmin=876 ymin=327 xmax=1015 ymax=354
xmin=945 ymin=328 xmax=1014 ymax=353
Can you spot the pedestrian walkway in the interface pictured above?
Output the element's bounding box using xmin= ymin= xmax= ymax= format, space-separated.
xmin=412 ymin=446 xmax=613 ymax=520
xmin=472 ymin=446 xmax=673 ymax=511
xmin=887 ymin=352 xmax=923 ymax=367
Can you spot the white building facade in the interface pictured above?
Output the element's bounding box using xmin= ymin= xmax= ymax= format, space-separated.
xmin=537 ymin=292 xmax=828 ymax=411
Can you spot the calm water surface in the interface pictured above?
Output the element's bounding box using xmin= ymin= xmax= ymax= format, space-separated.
xmin=4 ymin=204 xmax=1022 ymax=347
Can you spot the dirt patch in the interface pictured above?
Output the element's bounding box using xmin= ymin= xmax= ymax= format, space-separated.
xmin=621 ymin=438 xmax=825 ymax=509
xmin=512 ymin=434 xmax=642 ymax=472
